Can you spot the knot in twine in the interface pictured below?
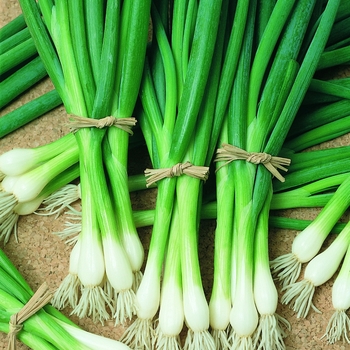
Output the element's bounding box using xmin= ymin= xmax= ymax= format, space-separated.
xmin=215 ymin=143 xmax=291 ymax=182
xmin=144 ymin=161 xmax=209 ymax=187
xmin=68 ymin=115 xmax=137 ymax=134
xmin=8 ymin=283 xmax=53 ymax=350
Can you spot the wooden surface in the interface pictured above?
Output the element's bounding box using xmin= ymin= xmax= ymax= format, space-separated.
xmin=1 ymin=2 xmax=350 ymax=350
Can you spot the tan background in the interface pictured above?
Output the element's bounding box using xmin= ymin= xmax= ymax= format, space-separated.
xmin=1 ymin=1 xmax=349 ymax=349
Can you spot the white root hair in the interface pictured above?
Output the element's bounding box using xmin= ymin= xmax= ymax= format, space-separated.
xmin=270 ymin=253 xmax=302 ymax=288
xmin=71 ymin=285 xmax=113 ymax=324
xmin=281 ymin=279 xmax=321 ymax=318
xmin=0 ymin=211 xmax=19 ymax=244
xmin=153 ymin=324 xmax=182 ymax=350
xmin=132 ymin=270 xmax=143 ymax=292
xmin=253 ymin=313 xmax=290 ymax=350
xmin=51 ymin=273 xmax=81 ymax=310
xmin=113 ymin=288 xmax=137 ymax=325
xmin=211 ymin=328 xmax=230 ymax=350
xmin=121 ymin=317 xmax=154 ymax=350
xmin=321 ymin=309 xmax=350 ymax=344
xmin=183 ymin=329 xmax=215 ymax=350
xmin=36 ymin=184 xmax=80 ymax=217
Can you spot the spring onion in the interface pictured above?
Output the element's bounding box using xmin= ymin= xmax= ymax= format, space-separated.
xmin=281 ymin=220 xmax=350 ymax=318
xmin=271 ymin=174 xmax=350 ymax=288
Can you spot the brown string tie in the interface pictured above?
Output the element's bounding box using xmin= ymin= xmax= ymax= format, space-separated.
xmin=144 ymin=161 xmax=210 ymax=187
xmin=69 ymin=115 xmax=137 ymax=134
xmin=8 ymin=283 xmax=53 ymax=350
xmin=215 ymin=143 xmax=291 ymax=182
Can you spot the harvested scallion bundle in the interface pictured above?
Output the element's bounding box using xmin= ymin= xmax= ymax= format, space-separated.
xmin=213 ymin=0 xmax=341 ymax=348
xmin=19 ymin=0 xmax=151 ymax=325
xmin=209 ymin=0 xmax=254 ymax=346
xmin=122 ymin=1 xmax=224 ymax=347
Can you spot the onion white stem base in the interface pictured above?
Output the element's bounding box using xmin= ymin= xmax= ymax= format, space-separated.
xmin=210 ymin=328 xmax=230 ymax=350
xmin=270 ymin=253 xmax=302 ymax=288
xmin=51 ymin=273 xmax=80 ymax=310
xmin=121 ymin=317 xmax=154 ymax=349
xmin=113 ymin=288 xmax=137 ymax=325
xmin=253 ymin=313 xmax=290 ymax=350
xmin=71 ymin=285 xmax=113 ymax=324
xmin=281 ymin=279 xmax=321 ymax=318
xmin=321 ymin=309 xmax=350 ymax=344
xmin=183 ymin=329 xmax=215 ymax=350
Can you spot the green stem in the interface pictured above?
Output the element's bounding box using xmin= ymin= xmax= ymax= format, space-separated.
xmin=0 ymin=89 xmax=62 ymax=138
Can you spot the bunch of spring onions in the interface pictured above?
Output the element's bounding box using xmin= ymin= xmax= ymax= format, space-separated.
xmin=0 ymin=247 xmax=130 ymax=350
xmin=120 ymin=1 xmax=230 ymax=347
xmin=209 ymin=0 xmax=342 ymax=349
xmin=16 ymin=0 xmax=151 ymax=326
xmin=1 ymin=0 xmax=350 ymax=349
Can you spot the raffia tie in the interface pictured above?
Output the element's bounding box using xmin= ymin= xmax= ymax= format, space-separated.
xmin=8 ymin=283 xmax=53 ymax=350
xmin=68 ymin=115 xmax=137 ymax=134
xmin=215 ymin=143 xmax=291 ymax=182
xmin=144 ymin=161 xmax=209 ymax=187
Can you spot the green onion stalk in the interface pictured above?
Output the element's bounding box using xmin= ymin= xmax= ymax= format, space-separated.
xmin=207 ymin=0 xmax=254 ymax=347
xmin=0 ymin=36 xmax=37 ymax=77
xmin=0 ymin=89 xmax=62 ymax=138
xmin=0 ymin=15 xmax=47 ymax=109
xmin=271 ymin=172 xmax=349 ymax=210
xmin=0 ymin=248 xmax=130 ymax=350
xmin=121 ymin=1 xmax=224 ymax=348
xmin=287 ymin=99 xmax=350 ymax=141
xmin=0 ymin=21 xmax=61 ymax=134
xmin=280 ymin=145 xmax=350 ymax=174
xmin=0 ymin=14 xmax=26 ymax=42
xmin=302 ymin=77 xmax=350 ymax=105
xmin=18 ymin=0 xmax=151 ymax=325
